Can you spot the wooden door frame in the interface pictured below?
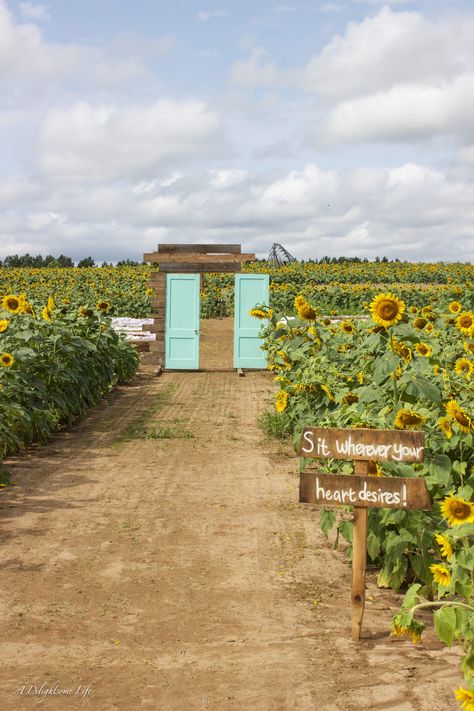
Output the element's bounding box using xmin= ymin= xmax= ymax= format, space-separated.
xmin=144 ymin=244 xmax=256 ymax=369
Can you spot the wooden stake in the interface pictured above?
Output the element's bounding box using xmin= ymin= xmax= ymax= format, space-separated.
xmin=351 ymin=460 xmax=368 ymax=641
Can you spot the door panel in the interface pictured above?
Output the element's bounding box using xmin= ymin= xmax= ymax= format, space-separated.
xmin=234 ymin=274 xmax=269 ymax=369
xmin=165 ymin=274 xmax=200 ymax=369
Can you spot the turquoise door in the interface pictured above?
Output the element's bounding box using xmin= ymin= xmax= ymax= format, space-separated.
xmin=234 ymin=273 xmax=269 ymax=369
xmin=165 ymin=274 xmax=200 ymax=369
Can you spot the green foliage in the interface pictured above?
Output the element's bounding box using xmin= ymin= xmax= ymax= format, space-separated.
xmin=0 ymin=297 xmax=139 ymax=464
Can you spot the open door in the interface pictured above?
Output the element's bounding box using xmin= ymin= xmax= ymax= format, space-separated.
xmin=165 ymin=273 xmax=200 ymax=369
xmin=233 ymin=273 xmax=269 ymax=369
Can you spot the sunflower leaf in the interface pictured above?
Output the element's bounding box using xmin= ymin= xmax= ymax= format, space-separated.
xmin=434 ymin=606 xmax=457 ymax=647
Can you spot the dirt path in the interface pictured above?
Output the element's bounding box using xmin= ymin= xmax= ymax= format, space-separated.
xmin=0 ymin=324 xmax=463 ymax=710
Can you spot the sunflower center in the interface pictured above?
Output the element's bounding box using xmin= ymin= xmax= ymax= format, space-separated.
xmin=379 ymin=302 xmax=398 ymax=319
xmin=455 ymin=411 xmax=471 ymax=428
xmin=451 ymin=502 xmax=470 ymax=520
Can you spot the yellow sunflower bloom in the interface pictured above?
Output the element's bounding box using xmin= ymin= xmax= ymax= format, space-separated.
xmin=275 ymin=390 xmax=289 ymax=413
xmin=455 ymin=688 xmax=474 ymax=711
xmin=0 ymin=319 xmax=9 ymax=333
xmin=448 ymin=301 xmax=462 ymax=314
xmin=390 ymin=622 xmax=422 ymax=644
xmin=297 ymin=301 xmax=318 ymax=320
xmin=415 ymin=342 xmax=432 ymax=357
xmin=424 ymin=322 xmax=434 ymax=333
xmin=96 ymin=300 xmax=110 ymax=313
xmin=413 ymin=317 xmax=427 ymax=330
xmin=454 ymin=358 xmax=474 ymax=379
xmin=440 ymin=493 xmax=474 ymax=526
xmin=429 ymin=563 xmax=451 ymax=587
xmin=320 ymin=384 xmax=335 ymax=401
xmin=0 ymin=352 xmax=14 ymax=367
xmin=456 ymin=311 xmax=474 ymax=337
xmin=434 ymin=533 xmax=453 ymax=561
xmin=370 ymin=292 xmax=405 ymax=328
xmin=2 ymin=294 xmax=20 ymax=314
xmin=367 ymin=461 xmax=382 ymax=476
xmin=464 ymin=342 xmax=474 ymax=355
xmin=445 ymin=400 xmax=472 ymax=433
xmin=394 ymin=409 xmax=425 ymax=429
xmin=340 ymin=320 xmax=355 ymax=334
xmin=41 ymin=306 xmax=51 ymax=321
xmin=437 ymin=417 xmax=453 ymax=440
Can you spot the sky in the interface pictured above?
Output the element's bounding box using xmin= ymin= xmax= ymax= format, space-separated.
xmin=1 ymin=0 xmax=474 ymax=263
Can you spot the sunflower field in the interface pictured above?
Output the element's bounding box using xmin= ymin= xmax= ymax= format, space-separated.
xmin=0 ymin=260 xmax=472 ymax=319
xmin=0 ymin=293 xmax=139 ymax=473
xmin=254 ymin=293 xmax=474 ymax=706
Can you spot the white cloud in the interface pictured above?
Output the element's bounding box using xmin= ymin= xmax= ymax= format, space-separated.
xmin=230 ymin=48 xmax=280 ymax=88
xmin=297 ymin=7 xmax=474 ymax=100
xmin=274 ymin=5 xmax=297 ymax=12
xmin=37 ymin=99 xmax=224 ymax=184
xmin=1 ymin=161 xmax=474 ymax=262
xmin=20 ymin=2 xmax=50 ymax=20
xmin=0 ymin=1 xmax=171 ymax=96
xmin=197 ymin=9 xmax=228 ymax=21
xmin=319 ymin=74 xmax=474 ymax=144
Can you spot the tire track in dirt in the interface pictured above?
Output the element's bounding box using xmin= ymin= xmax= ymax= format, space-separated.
xmin=0 ymin=364 xmax=463 ymax=711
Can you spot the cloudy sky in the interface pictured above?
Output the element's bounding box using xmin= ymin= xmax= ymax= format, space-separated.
xmin=1 ymin=0 xmax=474 ymax=262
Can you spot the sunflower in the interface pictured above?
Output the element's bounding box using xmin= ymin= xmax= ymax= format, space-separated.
xmin=47 ymin=296 xmax=56 ymax=311
xmin=249 ymin=308 xmax=270 ymax=319
xmin=429 ymin=563 xmax=451 ymax=587
xmin=342 ymin=393 xmax=358 ymax=405
xmin=424 ymin=322 xmax=434 ymax=333
xmin=456 ymin=311 xmax=474 ymax=337
xmin=0 ymin=352 xmax=14 ymax=367
xmin=96 ymin=300 xmax=110 ymax=313
xmin=409 ymin=306 xmax=418 ymax=314
xmin=340 ymin=320 xmax=355 ymax=335
xmin=413 ymin=317 xmax=427 ymax=330
xmin=294 ymin=295 xmax=306 ymax=310
xmin=297 ymin=301 xmax=318 ymax=320
xmin=445 ymin=400 xmax=472 ymax=433
xmin=275 ymin=390 xmax=289 ymax=413
xmin=454 ymin=358 xmax=474 ymax=379
xmin=390 ymin=621 xmax=423 ymax=644
xmin=0 ymin=319 xmax=8 ymax=333
xmin=394 ymin=409 xmax=425 ymax=429
xmin=434 ymin=533 xmax=453 ymax=561
xmin=2 ymin=294 xmax=20 ymax=313
xmin=437 ymin=417 xmax=453 ymax=440
xmin=392 ymin=337 xmax=412 ymax=362
xmin=448 ymin=301 xmax=462 ymax=314
xmin=367 ymin=461 xmax=382 ymax=476
xmin=455 ymin=688 xmax=474 ymax=711
xmin=79 ymin=307 xmax=93 ymax=318
xmin=41 ymin=306 xmax=51 ymax=321
xmin=370 ymin=292 xmax=405 ymax=328
xmin=464 ymin=342 xmax=474 ymax=355
xmin=415 ymin=342 xmax=432 ymax=357
xmin=320 ymin=384 xmax=335 ymax=401
xmin=440 ymin=493 xmax=474 ymax=526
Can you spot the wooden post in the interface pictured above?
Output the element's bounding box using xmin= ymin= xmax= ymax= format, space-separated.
xmin=352 ymin=460 xmax=368 ymax=641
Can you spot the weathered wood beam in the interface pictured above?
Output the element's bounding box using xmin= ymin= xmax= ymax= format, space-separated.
xmin=157 ymin=244 xmax=241 ymax=254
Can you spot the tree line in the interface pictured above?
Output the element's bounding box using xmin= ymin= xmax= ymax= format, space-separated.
xmin=0 ymin=254 xmax=144 ymax=268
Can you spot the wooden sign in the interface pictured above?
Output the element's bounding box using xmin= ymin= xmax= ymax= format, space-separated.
xmin=299 ymin=427 xmax=424 ymax=462
xmin=299 ymin=472 xmax=431 ymax=510
xmin=297 ymin=427 xmax=430 ymax=641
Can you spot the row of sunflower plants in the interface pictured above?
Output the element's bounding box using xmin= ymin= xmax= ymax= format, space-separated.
xmin=251 ymin=293 xmax=474 ymax=707
xmin=0 ymin=266 xmax=154 ymax=318
xmin=0 ymin=293 xmax=139 ymax=472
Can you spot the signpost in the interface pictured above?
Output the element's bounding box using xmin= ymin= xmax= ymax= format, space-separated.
xmin=297 ymin=427 xmax=431 ymax=641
